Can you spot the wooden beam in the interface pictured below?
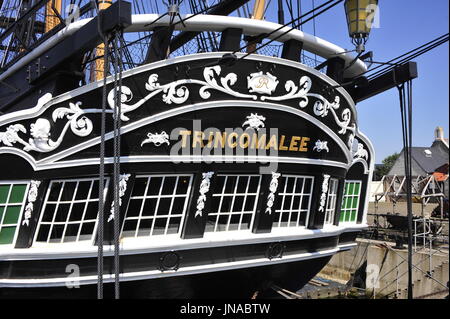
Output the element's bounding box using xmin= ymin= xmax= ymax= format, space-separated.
xmin=349 ymin=62 xmax=418 ymax=103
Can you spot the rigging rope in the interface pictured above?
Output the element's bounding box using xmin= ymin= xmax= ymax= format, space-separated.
xmin=234 ymin=0 xmax=343 ymax=60
xmin=97 ymin=31 xmax=109 ymax=301
xmin=397 ymin=80 xmax=414 ymax=299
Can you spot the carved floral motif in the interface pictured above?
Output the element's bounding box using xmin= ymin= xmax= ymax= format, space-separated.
xmin=141 ymin=131 xmax=170 ymax=147
xmin=265 ymin=172 xmax=281 ymax=215
xmin=108 ymin=174 xmax=131 ymax=222
xmin=195 ymin=172 xmax=214 ymax=218
xmin=22 ymin=180 xmax=41 ymax=226
xmin=318 ymin=174 xmax=330 ymax=213
xmin=313 ymin=140 xmax=329 ymax=153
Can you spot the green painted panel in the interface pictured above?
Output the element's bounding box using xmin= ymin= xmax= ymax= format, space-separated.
xmin=9 ymin=184 xmax=27 ymax=203
xmin=3 ymin=206 xmax=21 ymax=224
xmin=0 ymin=206 xmax=4 ymax=222
xmin=0 ymin=185 xmax=10 ymax=203
xmin=354 ymin=182 xmax=361 ymax=194
xmin=348 ymin=183 xmax=354 ymax=195
xmin=346 ymin=211 xmax=351 ymax=221
xmin=351 ymin=197 xmax=359 ymax=209
xmin=0 ymin=226 xmax=16 ymax=245
xmin=339 ymin=212 xmax=345 ymax=222
xmin=350 ymin=210 xmax=357 ymax=221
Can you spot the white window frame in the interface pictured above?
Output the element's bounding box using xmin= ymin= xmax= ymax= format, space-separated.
xmin=340 ymin=180 xmax=362 ymax=224
xmin=272 ymin=174 xmax=314 ymax=229
xmin=206 ymin=174 xmax=261 ymax=233
xmin=121 ymin=174 xmax=193 ymax=239
xmin=324 ymin=178 xmax=339 ymax=226
xmin=33 ymin=177 xmax=109 ymax=246
xmin=0 ymin=181 xmax=30 ymax=247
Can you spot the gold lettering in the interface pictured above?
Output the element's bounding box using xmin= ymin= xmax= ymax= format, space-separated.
xmin=265 ymin=135 xmax=278 ymax=150
xmin=299 ymin=137 xmax=310 ymax=152
xmin=251 ymin=133 xmax=267 ymax=149
xmin=239 ymin=133 xmax=250 ymax=148
xmin=289 ymin=136 xmax=300 ymax=151
xmin=193 ymin=131 xmax=204 ymax=148
xmin=205 ymin=132 xmax=215 ymax=147
xmin=228 ymin=132 xmax=238 ymax=148
xmin=214 ymin=132 xmax=226 ymax=148
xmin=256 ymin=77 xmax=269 ymax=89
xmin=279 ymin=135 xmax=289 ymax=151
xmin=179 ymin=130 xmax=192 ymax=148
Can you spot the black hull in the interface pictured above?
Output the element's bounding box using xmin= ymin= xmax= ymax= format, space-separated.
xmin=0 ymin=256 xmax=331 ymax=299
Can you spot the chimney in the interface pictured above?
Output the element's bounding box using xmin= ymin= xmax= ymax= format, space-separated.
xmin=434 ymin=126 xmax=444 ymax=140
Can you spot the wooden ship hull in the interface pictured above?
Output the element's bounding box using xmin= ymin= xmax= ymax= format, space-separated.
xmin=0 ymin=1 xmax=375 ymax=298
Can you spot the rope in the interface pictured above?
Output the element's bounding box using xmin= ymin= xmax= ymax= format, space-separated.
xmin=397 ymin=80 xmax=414 ymax=299
xmin=97 ymin=33 xmax=109 ymax=301
xmin=111 ymin=31 xmax=123 ymax=300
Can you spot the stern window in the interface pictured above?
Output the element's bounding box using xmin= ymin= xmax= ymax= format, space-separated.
xmin=339 ymin=180 xmax=362 ymax=223
xmin=0 ymin=182 xmax=29 ymax=245
xmin=34 ymin=178 xmax=108 ymax=244
xmin=272 ymin=175 xmax=314 ymax=228
xmin=324 ymin=178 xmax=339 ymax=225
xmin=205 ymin=175 xmax=261 ymax=233
xmin=121 ymin=175 xmax=193 ymax=238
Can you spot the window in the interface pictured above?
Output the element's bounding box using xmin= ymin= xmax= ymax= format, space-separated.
xmin=272 ymin=175 xmax=314 ymax=228
xmin=205 ymin=175 xmax=261 ymax=233
xmin=324 ymin=178 xmax=339 ymax=225
xmin=121 ymin=175 xmax=192 ymax=238
xmin=339 ymin=180 xmax=362 ymax=223
xmin=0 ymin=182 xmax=29 ymax=245
xmin=35 ymin=178 xmax=108 ymax=244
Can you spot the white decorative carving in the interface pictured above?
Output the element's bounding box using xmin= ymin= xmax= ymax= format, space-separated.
xmin=200 ymin=66 xmax=257 ymax=101
xmin=247 ymin=72 xmax=279 ymax=95
xmin=0 ymin=101 xmax=101 ymax=153
xmin=313 ymin=140 xmax=329 ymax=153
xmin=195 ymin=172 xmax=214 ymax=218
xmin=318 ymin=174 xmax=330 ymax=213
xmin=141 ymin=131 xmax=170 ymax=147
xmin=265 ymin=172 xmax=281 ymax=214
xmin=108 ymin=174 xmax=131 ymax=222
xmin=242 ymin=113 xmax=266 ymax=131
xmin=260 ymin=75 xmax=312 ymax=107
xmin=353 ymin=143 xmax=369 ymax=160
xmin=0 ymin=124 xmax=27 ymax=147
xmin=22 ymin=180 xmax=41 ymax=226
xmin=1 ymin=67 xmax=356 ymax=156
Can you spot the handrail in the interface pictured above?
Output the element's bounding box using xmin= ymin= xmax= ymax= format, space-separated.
xmin=0 ymin=14 xmax=367 ymax=82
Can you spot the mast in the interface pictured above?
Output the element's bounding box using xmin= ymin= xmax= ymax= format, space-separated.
xmin=45 ymin=0 xmax=62 ymax=33
xmin=93 ymin=0 xmax=112 ymax=81
xmin=246 ymin=0 xmax=265 ymax=53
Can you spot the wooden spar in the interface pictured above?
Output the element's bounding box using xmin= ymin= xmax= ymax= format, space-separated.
xmin=246 ymin=0 xmax=265 ymax=53
xmin=92 ymin=0 xmax=113 ymax=82
xmin=45 ymin=0 xmax=62 ymax=33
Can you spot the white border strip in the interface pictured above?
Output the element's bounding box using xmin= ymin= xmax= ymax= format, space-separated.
xmin=0 ymin=224 xmax=366 ymax=261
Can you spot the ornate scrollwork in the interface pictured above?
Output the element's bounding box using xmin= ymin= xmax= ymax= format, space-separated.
xmin=265 ymin=172 xmax=281 ymax=215
xmin=141 ymin=131 xmax=170 ymax=147
xmin=195 ymin=172 xmax=214 ymax=218
xmin=242 ymin=113 xmax=266 ymax=131
xmin=353 ymin=142 xmax=369 ymax=161
xmin=108 ymin=173 xmax=131 ymax=222
xmin=0 ymin=101 xmax=98 ymax=153
xmin=318 ymin=174 xmax=330 ymax=213
xmin=313 ymin=139 xmax=330 ymax=153
xmin=22 ymin=180 xmax=41 ymax=226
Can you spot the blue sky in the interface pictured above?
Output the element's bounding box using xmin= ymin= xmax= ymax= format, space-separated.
xmin=262 ymin=0 xmax=449 ymax=163
xmin=150 ymin=0 xmax=449 ymax=163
